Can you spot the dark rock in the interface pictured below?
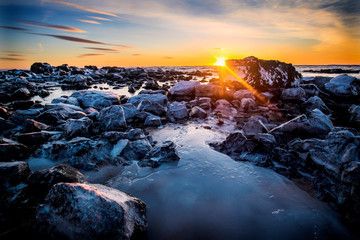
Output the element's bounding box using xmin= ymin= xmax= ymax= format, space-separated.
xmin=349 ymin=105 xmax=360 ymax=125
xmin=64 ymin=117 xmax=93 ymax=138
xmin=137 ymin=99 xmax=166 ymax=116
xmin=324 ymin=75 xmax=360 ymax=98
xmin=0 ymin=106 xmax=9 ymax=118
xmin=302 ymin=96 xmax=330 ymax=113
xmin=168 ymin=81 xmax=200 ymax=100
xmin=243 ymin=116 xmax=268 ymax=136
xmin=17 ymin=131 xmax=57 ymax=148
xmin=23 ymin=119 xmax=51 ymax=132
xmin=0 ymin=161 xmax=31 ymax=186
xmin=70 ymin=90 xmax=120 ymax=110
xmin=226 ymin=56 xmax=301 ymax=91
xmin=36 ymin=183 xmax=147 ymax=240
xmin=0 ymin=139 xmax=30 ymax=161
xmin=62 ymin=75 xmax=88 ymax=89
xmin=122 ymin=103 xmax=138 ymax=123
xmin=281 ymin=87 xmax=306 ymax=101
xmin=167 ymin=102 xmax=188 ymax=121
xmin=122 ymin=139 xmax=152 ymax=160
xmin=97 ymin=105 xmax=127 ymax=131
xmin=11 ymin=100 xmax=34 ymax=110
xmin=36 ymin=108 xmax=86 ymax=125
xmin=141 ymin=141 xmax=180 ymax=167
xmin=240 ymin=98 xmax=257 ymax=111
xmin=30 ymin=62 xmax=52 ymax=74
xmin=144 ymin=115 xmax=162 ymax=126
xmin=12 ymin=87 xmax=31 ymax=100
xmin=128 ymin=93 xmax=168 ymax=107
xmin=190 ymin=106 xmax=207 ymax=119
xmin=195 ymin=84 xmax=224 ymax=99
xmin=233 ymin=90 xmax=255 ymax=100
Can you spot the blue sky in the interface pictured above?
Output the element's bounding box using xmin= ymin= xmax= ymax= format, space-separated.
xmin=0 ymin=0 xmax=359 ymax=68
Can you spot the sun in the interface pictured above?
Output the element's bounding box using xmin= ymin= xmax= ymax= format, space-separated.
xmin=213 ymin=57 xmax=227 ymax=66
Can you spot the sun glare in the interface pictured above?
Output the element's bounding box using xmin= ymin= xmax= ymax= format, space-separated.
xmin=214 ymin=57 xmax=227 ymax=66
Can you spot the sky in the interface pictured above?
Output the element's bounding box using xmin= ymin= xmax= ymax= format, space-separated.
xmin=0 ymin=0 xmax=359 ymax=69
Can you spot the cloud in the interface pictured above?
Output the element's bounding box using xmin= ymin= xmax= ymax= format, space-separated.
xmin=0 ymin=26 xmax=28 ymax=31
xmin=78 ymin=19 xmax=101 ymax=24
xmin=84 ymin=47 xmax=119 ymax=52
xmin=32 ymin=33 xmax=106 ymax=44
xmin=131 ymin=53 xmax=142 ymax=56
xmin=78 ymin=53 xmax=104 ymax=58
xmin=43 ymin=0 xmax=118 ymax=17
xmin=7 ymin=54 xmax=25 ymax=57
xmin=20 ymin=20 xmax=86 ymax=33
xmin=162 ymin=56 xmax=173 ymax=59
xmin=88 ymin=16 xmax=113 ymax=21
xmin=0 ymin=57 xmax=27 ymax=61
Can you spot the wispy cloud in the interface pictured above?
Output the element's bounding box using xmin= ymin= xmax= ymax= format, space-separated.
xmin=78 ymin=53 xmax=104 ymax=58
xmin=78 ymin=19 xmax=100 ymax=24
xmin=20 ymin=20 xmax=86 ymax=33
xmin=0 ymin=57 xmax=27 ymax=61
xmin=0 ymin=26 xmax=28 ymax=31
xmin=7 ymin=54 xmax=25 ymax=57
xmin=88 ymin=16 xmax=113 ymax=21
xmin=84 ymin=47 xmax=119 ymax=52
xmin=43 ymin=0 xmax=118 ymax=17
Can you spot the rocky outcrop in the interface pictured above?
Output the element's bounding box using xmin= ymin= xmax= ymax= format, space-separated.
xmin=225 ymin=56 xmax=301 ymax=91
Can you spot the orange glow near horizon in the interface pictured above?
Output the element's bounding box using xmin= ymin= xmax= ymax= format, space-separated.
xmin=213 ymin=57 xmax=227 ymax=66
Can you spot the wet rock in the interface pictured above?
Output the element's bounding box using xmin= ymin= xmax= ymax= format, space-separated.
xmin=36 ymin=183 xmax=147 ymax=240
xmin=65 ymin=96 xmax=80 ymax=106
xmin=137 ymin=99 xmax=166 ymax=116
xmin=45 ymin=103 xmax=83 ymax=112
xmin=349 ymin=105 xmax=360 ymax=125
xmin=0 ymin=161 xmax=31 ymax=186
xmin=324 ymin=75 xmax=360 ymax=98
xmin=243 ymin=115 xmax=268 ymax=136
xmin=141 ymin=141 xmax=180 ymax=167
xmin=144 ymin=115 xmax=162 ymax=126
xmin=36 ymin=108 xmax=86 ymax=125
xmin=51 ymin=97 xmax=67 ymax=104
xmin=195 ymin=84 xmax=224 ymax=99
xmin=167 ymin=102 xmax=188 ymax=121
xmin=169 ymin=81 xmax=200 ymax=100
xmin=128 ymin=93 xmax=168 ymax=107
xmin=0 ymin=106 xmax=9 ymax=118
xmin=70 ymin=90 xmax=120 ymax=110
xmin=102 ymin=131 xmax=127 ymax=144
xmin=23 ymin=119 xmax=51 ymax=132
xmin=190 ymin=106 xmax=207 ymax=119
xmin=214 ymin=99 xmax=237 ymax=119
xmin=97 ymin=105 xmax=127 ymax=131
xmin=62 ymin=75 xmax=88 ymax=89
xmin=122 ymin=139 xmax=152 ymax=160
xmin=30 ymin=62 xmax=52 ymax=74
xmin=302 ymin=96 xmax=330 ymax=113
xmin=11 ymin=100 xmax=34 ymax=110
xmin=64 ymin=117 xmax=93 ymax=138
xmin=0 ymin=139 xmax=30 ymax=161
xmin=17 ymin=131 xmax=57 ymax=148
xmin=126 ymin=128 xmax=147 ymax=141
xmin=281 ymin=87 xmax=306 ymax=101
xmin=121 ymin=103 xmax=138 ymax=123
xmin=226 ymin=56 xmax=301 ymax=91
xmin=12 ymin=87 xmax=31 ymax=100
xmin=233 ymin=90 xmax=255 ymax=100
xmin=240 ymin=98 xmax=257 ymax=111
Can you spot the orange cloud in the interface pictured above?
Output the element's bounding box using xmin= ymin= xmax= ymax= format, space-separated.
xmin=78 ymin=53 xmax=105 ymax=58
xmin=43 ymin=0 xmax=118 ymax=17
xmin=88 ymin=16 xmax=113 ymax=21
xmin=20 ymin=20 xmax=86 ymax=33
xmin=78 ymin=19 xmax=101 ymax=25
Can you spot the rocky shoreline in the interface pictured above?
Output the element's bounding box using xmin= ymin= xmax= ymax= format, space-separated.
xmin=1 ymin=57 xmax=360 ymax=239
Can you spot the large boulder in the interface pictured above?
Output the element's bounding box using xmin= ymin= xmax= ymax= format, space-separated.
xmin=36 ymin=183 xmax=147 ymax=240
xmin=195 ymin=84 xmax=224 ymax=98
xmin=280 ymin=87 xmax=306 ymax=101
xmin=169 ymin=81 xmax=200 ymax=100
xmin=225 ymin=56 xmax=301 ymax=91
xmin=122 ymin=139 xmax=152 ymax=160
xmin=12 ymin=87 xmax=31 ymax=100
xmin=17 ymin=131 xmax=57 ymax=148
xmin=167 ymin=102 xmax=188 ymax=121
xmin=121 ymin=103 xmax=138 ymax=123
xmin=324 ymin=75 xmax=360 ymax=98
xmin=128 ymin=93 xmax=168 ymax=107
xmin=36 ymin=108 xmax=87 ymax=125
xmin=0 ymin=161 xmax=31 ymax=186
xmin=70 ymin=90 xmax=120 ymax=110
xmin=0 ymin=138 xmax=30 ymax=161
xmin=302 ymin=96 xmax=330 ymax=113
xmin=64 ymin=117 xmax=93 ymax=138
xmin=30 ymin=62 xmax=52 ymax=74
xmin=97 ymin=105 xmax=127 ymax=131
xmin=137 ymin=99 xmax=166 ymax=116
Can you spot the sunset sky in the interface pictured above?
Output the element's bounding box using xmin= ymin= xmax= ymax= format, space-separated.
xmin=0 ymin=0 xmax=359 ymax=69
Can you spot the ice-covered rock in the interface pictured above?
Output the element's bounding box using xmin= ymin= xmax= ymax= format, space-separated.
xmin=324 ymin=75 xmax=359 ymax=98
xmin=141 ymin=141 xmax=180 ymax=167
xmin=36 ymin=183 xmax=147 ymax=240
xmin=169 ymin=81 xmax=200 ymax=100
xmin=70 ymin=90 xmax=120 ymax=110
xmin=225 ymin=56 xmax=301 ymax=91
xmin=349 ymin=105 xmax=360 ymax=125
xmin=302 ymin=96 xmax=330 ymax=113
xmin=64 ymin=117 xmax=93 ymax=138
xmin=97 ymin=105 xmax=127 ymax=131
xmin=280 ymin=87 xmax=306 ymax=101
xmin=121 ymin=103 xmax=138 ymax=123
xmin=189 ymin=106 xmax=207 ymax=119
xmin=128 ymin=93 xmax=168 ymax=107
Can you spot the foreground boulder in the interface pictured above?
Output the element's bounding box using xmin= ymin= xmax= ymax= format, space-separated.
xmin=70 ymin=90 xmax=121 ymax=110
xmin=225 ymin=56 xmax=301 ymax=91
xmin=97 ymin=105 xmax=127 ymax=131
xmin=36 ymin=183 xmax=147 ymax=240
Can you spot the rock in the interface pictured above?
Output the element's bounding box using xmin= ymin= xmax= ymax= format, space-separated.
xmin=195 ymin=84 xmax=224 ymax=98
xmin=349 ymin=105 xmax=360 ymax=125
xmin=70 ymin=90 xmax=120 ymax=110
xmin=102 ymin=131 xmax=127 ymax=144
xmin=23 ymin=119 xmax=51 ymax=132
xmin=167 ymin=102 xmax=188 ymax=121
xmin=128 ymin=93 xmax=168 ymax=107
xmin=137 ymin=99 xmax=166 ymax=116
xmin=280 ymin=87 xmax=306 ymax=101
xmin=30 ymin=62 xmax=52 ymax=74
xmin=169 ymin=81 xmax=200 ymax=100
xmin=12 ymin=87 xmax=31 ymax=100
xmin=11 ymin=100 xmax=34 ymax=110
xmin=51 ymin=97 xmax=67 ymax=104
xmin=254 ymin=133 xmax=276 ymax=153
xmin=324 ymin=75 xmax=360 ymax=98
xmin=0 ymin=106 xmax=9 ymax=118
xmin=36 ymin=183 xmax=147 ymax=239
xmin=307 ymin=108 xmax=333 ymax=136
xmin=214 ymin=99 xmax=237 ymax=119
xmin=198 ymin=97 xmax=212 ymax=111
xmin=226 ymin=56 xmax=301 ymax=91
xmin=210 ymin=131 xmax=247 ymax=155
xmin=141 ymin=141 xmax=180 ymax=167
xmin=64 ymin=117 xmax=93 ymax=138
xmin=122 ymin=139 xmax=152 ymax=160
xmin=126 ymin=128 xmax=147 ymax=141
xmin=243 ymin=116 xmax=268 ymax=136
xmin=0 ymin=161 xmax=31 ymax=186
xmin=28 ymin=164 xmax=87 ymax=194
xmin=36 ymin=108 xmax=87 ymax=125
xmin=97 ymin=105 xmax=127 ymax=131
xmin=17 ymin=131 xmax=57 ymax=148
xmin=121 ymin=103 xmax=138 ymax=123
xmin=302 ymin=96 xmax=330 ymax=113
xmin=45 ymin=103 xmax=83 ymax=112
xmin=233 ymin=90 xmax=255 ymax=100
xmin=189 ymin=106 xmax=207 ymax=119
xmin=240 ymin=98 xmax=257 ymax=111
xmin=62 ymin=75 xmax=88 ymax=88
xmin=0 ymin=139 xmax=30 ymax=161
xmin=65 ymin=97 xmax=80 ymax=106
xmin=144 ymin=115 xmax=162 ymax=126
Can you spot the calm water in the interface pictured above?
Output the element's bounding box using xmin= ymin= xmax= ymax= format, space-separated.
xmin=86 ymin=123 xmax=356 ymax=240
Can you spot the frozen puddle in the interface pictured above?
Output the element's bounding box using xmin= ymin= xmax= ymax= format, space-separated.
xmin=97 ymin=123 xmax=355 ymax=240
